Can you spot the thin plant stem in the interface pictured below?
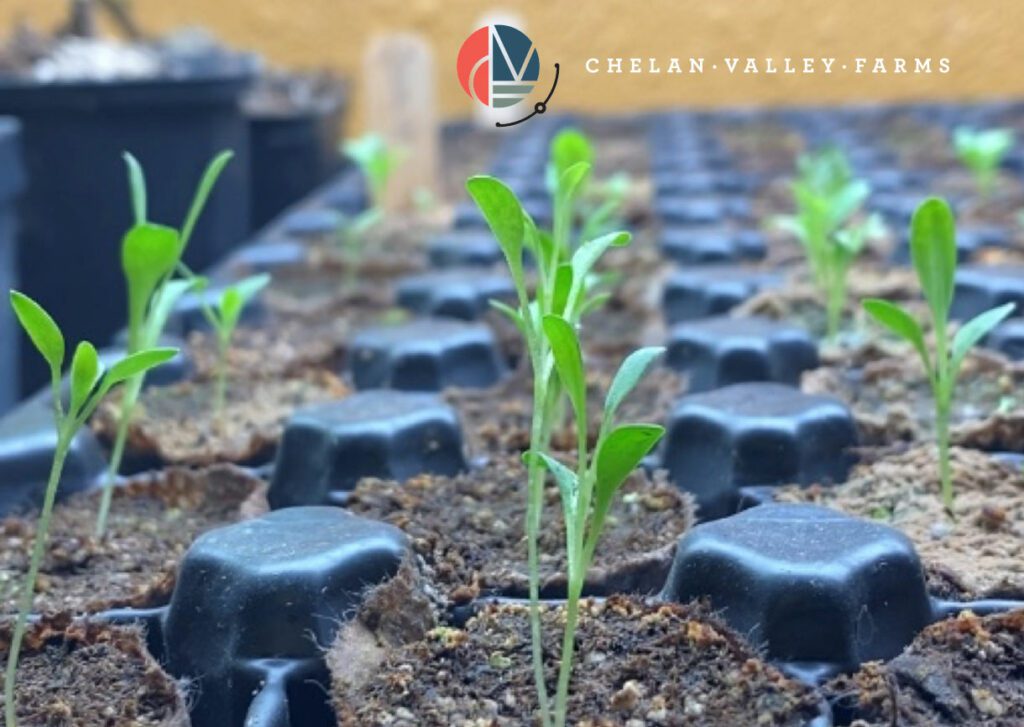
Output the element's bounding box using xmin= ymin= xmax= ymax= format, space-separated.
xmin=95 ymin=375 xmax=142 ymax=537
xmin=4 ymin=429 xmax=71 ymax=727
xmin=552 ymin=574 xmax=585 ymax=727
xmin=525 ymin=360 xmax=553 ymax=727
xmin=213 ymin=335 xmax=229 ymax=425
xmin=936 ymin=397 xmax=953 ymax=514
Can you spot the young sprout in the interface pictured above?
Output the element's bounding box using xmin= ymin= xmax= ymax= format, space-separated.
xmin=97 ymin=151 xmax=234 ymax=537
xmin=862 ymin=198 xmax=1015 ymax=513
xmin=337 ymin=135 xmax=402 ymax=285
xmin=579 ymin=171 xmax=631 ymax=244
xmin=3 ymin=291 xmax=176 ymax=727
xmin=774 ymin=147 xmax=880 ymax=340
xmin=201 ymin=274 xmax=271 ymax=422
xmin=953 ymin=126 xmax=1014 ymax=199
xmin=531 ymin=320 xmax=664 ymax=727
xmin=467 ymin=163 xmax=630 ymax=726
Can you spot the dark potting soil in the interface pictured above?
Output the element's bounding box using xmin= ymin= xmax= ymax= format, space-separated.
xmin=346 ymin=454 xmax=693 ymax=601
xmin=824 ymin=609 xmax=1024 ymax=725
xmin=92 ymin=370 xmax=348 ymax=466
xmin=0 ymin=465 xmax=266 ymax=616
xmin=776 ymin=445 xmax=1024 ymax=600
xmin=802 ymin=350 xmax=1024 ymax=450
xmin=331 ymin=594 xmax=823 ymax=726
xmin=0 ymin=617 xmax=188 ymax=727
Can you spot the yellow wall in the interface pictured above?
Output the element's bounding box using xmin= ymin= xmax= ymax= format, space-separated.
xmin=8 ymin=0 xmax=1024 ymax=129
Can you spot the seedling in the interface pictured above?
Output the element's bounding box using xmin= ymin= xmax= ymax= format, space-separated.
xmin=201 ymin=274 xmax=271 ymax=422
xmin=953 ymin=126 xmax=1014 ymax=199
xmin=579 ymin=171 xmax=631 ymax=244
xmin=531 ymin=320 xmax=664 ymax=727
xmin=3 ymin=291 xmax=175 ymax=727
xmin=467 ymin=167 xmax=631 ymax=726
xmin=339 ymin=135 xmax=402 ymax=283
xmin=97 ymin=151 xmax=234 ymax=537
xmin=863 ymin=198 xmax=1015 ymax=513
xmin=774 ymin=147 xmax=881 ymax=340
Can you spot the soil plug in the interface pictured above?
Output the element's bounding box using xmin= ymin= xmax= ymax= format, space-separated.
xmin=773 ymin=147 xmax=884 ymax=341
xmin=863 ymin=198 xmax=1015 ymax=514
xmin=467 ymin=150 xmax=631 ymax=725
xmin=953 ymin=127 xmax=1014 ymax=200
xmin=3 ymin=291 xmax=176 ymax=727
xmin=530 ymin=321 xmax=665 ymax=727
xmin=97 ymin=151 xmax=235 ymax=537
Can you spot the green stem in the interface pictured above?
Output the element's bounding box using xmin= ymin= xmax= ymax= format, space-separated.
xmin=213 ymin=335 xmax=228 ymax=424
xmin=525 ymin=361 xmax=553 ymax=727
xmin=95 ymin=376 xmax=142 ymax=537
xmin=936 ymin=396 xmax=953 ymax=514
xmin=552 ymin=573 xmax=585 ymax=727
xmin=4 ymin=429 xmax=71 ymax=727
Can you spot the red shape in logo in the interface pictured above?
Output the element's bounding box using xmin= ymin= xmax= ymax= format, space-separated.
xmin=456 ymin=26 xmax=490 ymax=107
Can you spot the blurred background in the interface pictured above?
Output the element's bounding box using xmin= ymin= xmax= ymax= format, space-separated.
xmin=1 ymin=0 xmax=1023 ymax=412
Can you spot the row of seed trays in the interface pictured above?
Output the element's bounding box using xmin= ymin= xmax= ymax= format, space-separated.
xmin=1 ymin=103 xmax=1024 ymax=726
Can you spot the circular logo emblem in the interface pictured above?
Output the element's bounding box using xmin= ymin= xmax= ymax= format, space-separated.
xmin=457 ymin=25 xmax=540 ymax=109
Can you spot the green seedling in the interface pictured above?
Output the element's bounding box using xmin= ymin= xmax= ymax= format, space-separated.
xmin=201 ymin=274 xmax=271 ymax=422
xmin=530 ymin=320 xmax=664 ymax=727
xmin=97 ymin=151 xmax=234 ymax=537
xmin=579 ymin=171 xmax=631 ymax=244
xmin=862 ymin=198 xmax=1015 ymax=513
xmin=3 ymin=291 xmax=176 ymax=727
xmin=953 ymin=126 xmax=1014 ymax=199
xmin=467 ymin=168 xmax=630 ymax=727
xmin=339 ymin=135 xmax=402 ymax=283
xmin=774 ymin=147 xmax=881 ymax=340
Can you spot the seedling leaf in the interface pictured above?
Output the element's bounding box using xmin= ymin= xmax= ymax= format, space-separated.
xmin=910 ymin=198 xmax=957 ymax=325
xmin=551 ymin=129 xmax=594 ymax=183
xmin=590 ymin=424 xmax=665 ymax=538
xmin=122 ymin=223 xmax=182 ymax=341
xmin=862 ymin=298 xmax=931 ymax=373
xmin=489 ymin=299 xmax=527 ymax=338
xmin=542 ymin=315 xmax=586 ymax=424
xmin=604 ymin=347 xmax=665 ymax=429
xmin=69 ymin=341 xmax=101 ymax=416
xmin=122 ymin=152 xmax=147 ymax=225
xmin=102 ymin=347 xmax=178 ymax=389
xmin=466 ymin=176 xmax=525 ymax=279
xmin=180 ymin=151 xmax=233 ymax=251
xmin=552 ymin=264 xmax=574 ymax=316
xmin=951 ymin=302 xmax=1016 ymax=377
xmin=9 ymin=291 xmax=64 ymax=371
xmin=526 ymin=451 xmax=578 ymax=523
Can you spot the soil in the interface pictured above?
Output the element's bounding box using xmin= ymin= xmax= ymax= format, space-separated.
xmin=331 ymin=594 xmax=824 ymax=726
xmin=0 ymin=616 xmax=188 ymax=727
xmin=776 ymin=445 xmax=1024 ymax=600
xmin=801 ymin=350 xmax=1024 ymax=450
xmin=346 ymin=454 xmax=694 ymax=602
xmin=0 ymin=465 xmax=266 ymax=616
xmin=824 ymin=609 xmax=1024 ymax=726
xmin=92 ymin=369 xmax=348 ymax=466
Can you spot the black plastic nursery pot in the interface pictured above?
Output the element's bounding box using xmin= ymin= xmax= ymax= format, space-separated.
xmin=0 ymin=116 xmax=24 ymax=416
xmin=0 ymin=67 xmax=254 ymax=397
xmin=246 ymin=78 xmax=347 ymax=230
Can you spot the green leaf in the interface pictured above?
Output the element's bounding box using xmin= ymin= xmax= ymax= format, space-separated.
xmin=344 ymin=134 xmax=403 ymax=207
xmin=466 ymin=176 xmax=525 ymax=281
xmin=557 ymin=162 xmax=591 ymax=205
xmin=121 ymin=223 xmax=182 ymax=344
xmin=950 ymin=302 xmax=1016 ymax=377
xmin=526 ymin=451 xmax=578 ymax=521
xmin=590 ymin=423 xmax=665 ymax=540
xmin=102 ymin=347 xmax=178 ymax=389
xmin=862 ymin=298 xmax=932 ymax=374
xmin=69 ymin=341 xmax=101 ymax=416
xmin=910 ymin=198 xmax=957 ymax=326
xmin=143 ymin=278 xmax=202 ymax=347
xmin=550 ymin=128 xmax=593 ymax=182
xmin=489 ymin=299 xmax=527 ymax=339
xmin=542 ymin=315 xmax=586 ymax=424
xmin=579 ymin=291 xmax=612 ymax=318
xmin=218 ymin=273 xmax=270 ymax=336
xmin=180 ymin=150 xmax=233 ymax=252
xmin=9 ymin=290 xmax=64 ymax=371
xmin=570 ymin=231 xmax=631 ymax=302
xmin=551 ymin=263 xmax=574 ymax=316
xmin=603 ymin=347 xmax=665 ymax=429
xmin=122 ymin=152 xmax=147 ymax=225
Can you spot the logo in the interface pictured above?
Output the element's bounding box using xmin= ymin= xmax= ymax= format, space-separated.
xmin=456 ymin=24 xmax=559 ymax=128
